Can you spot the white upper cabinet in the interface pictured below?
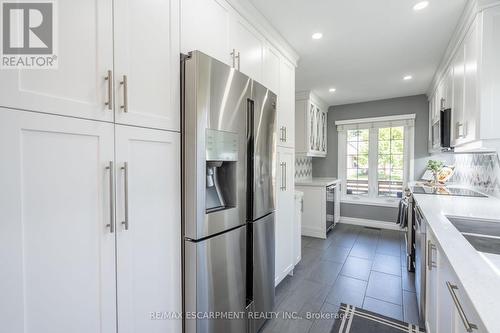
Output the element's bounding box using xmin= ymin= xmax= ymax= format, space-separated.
xmin=0 ymin=0 xmax=180 ymax=131
xmin=0 ymin=0 xmax=114 ymax=122
xmin=278 ymin=57 xmax=295 ymax=148
xmin=262 ymin=43 xmax=280 ymax=94
xmin=180 ymin=0 xmax=231 ymax=65
xmin=229 ymin=17 xmax=263 ymax=82
xmin=0 ymin=108 xmax=117 ymax=333
xmin=114 ymin=0 xmax=180 ymax=131
xmin=430 ymin=4 xmax=500 ymax=152
xmin=115 ymin=126 xmax=181 ymax=333
xmin=295 ymin=91 xmax=328 ymax=157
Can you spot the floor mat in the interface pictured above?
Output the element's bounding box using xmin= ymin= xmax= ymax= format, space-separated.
xmin=331 ymin=303 xmax=425 ymax=333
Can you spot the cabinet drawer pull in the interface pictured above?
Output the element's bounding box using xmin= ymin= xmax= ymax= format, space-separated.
xmin=120 ymin=75 xmax=128 ymax=113
xmin=105 ymin=161 xmax=115 ymax=233
xmin=121 ymin=162 xmax=129 ymax=231
xmin=104 ymin=70 xmax=112 ymax=110
xmin=446 ymin=282 xmax=478 ymax=332
xmin=427 ymin=240 xmax=437 ymax=269
xmin=284 ymin=126 xmax=287 ymax=142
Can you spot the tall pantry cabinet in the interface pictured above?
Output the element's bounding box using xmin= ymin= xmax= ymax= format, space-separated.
xmin=0 ymin=0 xmax=182 ymax=332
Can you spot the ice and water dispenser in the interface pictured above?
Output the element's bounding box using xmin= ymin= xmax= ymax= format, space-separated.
xmin=205 ymin=129 xmax=239 ymax=213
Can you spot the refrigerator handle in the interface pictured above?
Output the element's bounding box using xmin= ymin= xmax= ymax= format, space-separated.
xmin=247 ymin=98 xmax=255 ymax=220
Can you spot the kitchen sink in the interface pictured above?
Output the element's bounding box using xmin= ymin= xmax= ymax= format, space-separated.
xmin=446 ymin=216 xmax=500 ymax=255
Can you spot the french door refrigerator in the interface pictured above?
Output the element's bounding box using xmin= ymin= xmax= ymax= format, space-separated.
xmin=181 ymin=51 xmax=276 ymax=333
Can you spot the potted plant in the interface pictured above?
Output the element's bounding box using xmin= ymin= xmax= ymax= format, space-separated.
xmin=427 ymin=160 xmax=444 ymax=187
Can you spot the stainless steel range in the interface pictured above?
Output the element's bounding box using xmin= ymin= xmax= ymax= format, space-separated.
xmin=181 ymin=51 xmax=277 ymax=333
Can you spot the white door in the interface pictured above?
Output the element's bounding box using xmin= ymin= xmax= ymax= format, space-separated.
xmin=113 ymin=0 xmax=180 ymax=131
xmin=437 ymin=250 xmax=456 ymax=333
xmin=275 ymin=147 xmax=295 ymax=285
xmin=0 ymin=0 xmax=114 ymax=122
xmin=180 ymin=0 xmax=231 ymax=65
xmin=115 ymin=125 xmax=182 ymax=333
xmin=278 ymin=58 xmax=295 ymax=148
xmin=0 ymin=108 xmax=116 ymax=333
xmin=230 ymin=17 xmax=263 ymax=81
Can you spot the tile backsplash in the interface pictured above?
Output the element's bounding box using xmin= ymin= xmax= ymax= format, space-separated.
xmin=450 ymin=153 xmax=500 ymax=197
xmin=295 ymin=155 xmax=312 ymax=181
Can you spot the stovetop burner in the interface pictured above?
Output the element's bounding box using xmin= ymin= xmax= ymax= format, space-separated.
xmin=411 ymin=186 xmax=487 ymax=198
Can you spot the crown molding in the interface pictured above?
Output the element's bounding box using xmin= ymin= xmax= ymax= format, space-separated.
xmin=225 ymin=0 xmax=300 ymax=67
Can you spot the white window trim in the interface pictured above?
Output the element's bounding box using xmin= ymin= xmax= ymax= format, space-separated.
xmin=337 ymin=114 xmax=415 ymax=205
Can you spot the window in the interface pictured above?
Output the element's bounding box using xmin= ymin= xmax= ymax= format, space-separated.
xmin=346 ymin=129 xmax=369 ymax=195
xmin=377 ymin=127 xmax=404 ymax=197
xmin=337 ymin=115 xmax=415 ymax=204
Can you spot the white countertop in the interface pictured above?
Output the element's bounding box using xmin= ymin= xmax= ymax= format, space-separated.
xmin=410 ymin=185 xmax=500 ymax=332
xmin=295 ymin=177 xmax=340 ymax=187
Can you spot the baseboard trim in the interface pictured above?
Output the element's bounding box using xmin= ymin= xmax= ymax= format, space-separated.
xmin=339 ymin=216 xmax=401 ymax=231
xmin=301 ymin=225 xmax=326 ymax=239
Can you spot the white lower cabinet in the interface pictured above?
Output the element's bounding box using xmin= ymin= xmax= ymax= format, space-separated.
xmin=0 ymin=108 xmax=181 ymax=333
xmin=0 ymin=108 xmax=117 ymax=333
xmin=426 ymin=228 xmax=486 ymax=333
xmin=275 ymin=147 xmax=295 ymax=286
xmin=115 ymin=125 xmax=181 ymax=333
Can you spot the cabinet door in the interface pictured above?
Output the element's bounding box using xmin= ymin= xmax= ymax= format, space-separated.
xmin=463 ymin=18 xmax=479 ymax=143
xmin=115 ymin=125 xmax=182 ymax=333
xmin=275 ymin=147 xmax=295 ymax=285
xmin=444 ymin=67 xmax=454 ymax=109
xmin=436 ymin=248 xmax=456 ymax=333
xmin=451 ymin=43 xmax=465 ymax=145
xmin=308 ymin=103 xmax=316 ymax=152
xmin=426 ymin=231 xmax=438 ymax=333
xmin=0 ymin=108 xmax=116 ymax=333
xmin=262 ymin=44 xmax=280 ymax=94
xmin=229 ymin=17 xmax=263 ymax=81
xmin=0 ymin=0 xmax=114 ymax=121
xmin=114 ymin=0 xmax=180 ymax=131
xmin=278 ymin=58 xmax=295 ymax=148
xmin=321 ymin=110 xmax=328 ymax=153
xmin=180 ymin=0 xmax=231 ymax=65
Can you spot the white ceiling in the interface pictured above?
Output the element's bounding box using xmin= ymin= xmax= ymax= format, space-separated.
xmin=248 ymin=0 xmax=467 ymax=106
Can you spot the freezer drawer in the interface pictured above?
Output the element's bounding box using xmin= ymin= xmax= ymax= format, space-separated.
xmin=185 ymin=225 xmax=247 ymax=333
xmin=251 ymin=213 xmax=275 ymax=332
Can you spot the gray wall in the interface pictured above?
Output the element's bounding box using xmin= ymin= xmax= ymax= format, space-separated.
xmin=312 ymin=94 xmax=430 ymax=222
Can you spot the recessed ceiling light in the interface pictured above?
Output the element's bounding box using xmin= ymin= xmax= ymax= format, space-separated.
xmin=403 ymin=75 xmax=413 ymax=81
xmin=329 ymin=88 xmax=336 ymax=93
xmin=312 ymin=32 xmax=323 ymax=40
xmin=413 ymin=1 xmax=429 ymax=11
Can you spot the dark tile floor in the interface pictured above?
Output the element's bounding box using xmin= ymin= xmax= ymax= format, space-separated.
xmin=261 ymin=223 xmax=420 ymax=333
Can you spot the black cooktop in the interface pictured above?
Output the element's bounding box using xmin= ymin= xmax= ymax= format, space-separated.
xmin=411 ymin=186 xmax=487 ymax=198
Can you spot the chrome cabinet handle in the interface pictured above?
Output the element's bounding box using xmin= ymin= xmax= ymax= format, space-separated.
xmin=279 ymin=126 xmax=285 ymax=142
xmin=284 ymin=126 xmax=287 ymax=142
xmin=231 ymin=49 xmax=240 ymax=70
xmin=280 ymin=162 xmax=285 ymax=191
xmin=427 ymin=240 xmax=437 ymax=269
xmin=120 ymin=75 xmax=128 ymax=113
xmin=284 ymin=162 xmax=287 ymax=191
xmin=446 ymin=282 xmax=478 ymax=332
xmin=121 ymin=162 xmax=129 ymax=230
xmin=105 ymin=70 xmax=112 ymax=110
xmin=105 ymin=161 xmax=115 ymax=233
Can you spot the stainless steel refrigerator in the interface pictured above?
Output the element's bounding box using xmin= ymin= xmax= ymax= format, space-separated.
xmin=181 ymin=51 xmax=276 ymax=333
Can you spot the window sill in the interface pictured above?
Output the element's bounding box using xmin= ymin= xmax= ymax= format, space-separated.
xmin=341 ymin=197 xmax=400 ymax=208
